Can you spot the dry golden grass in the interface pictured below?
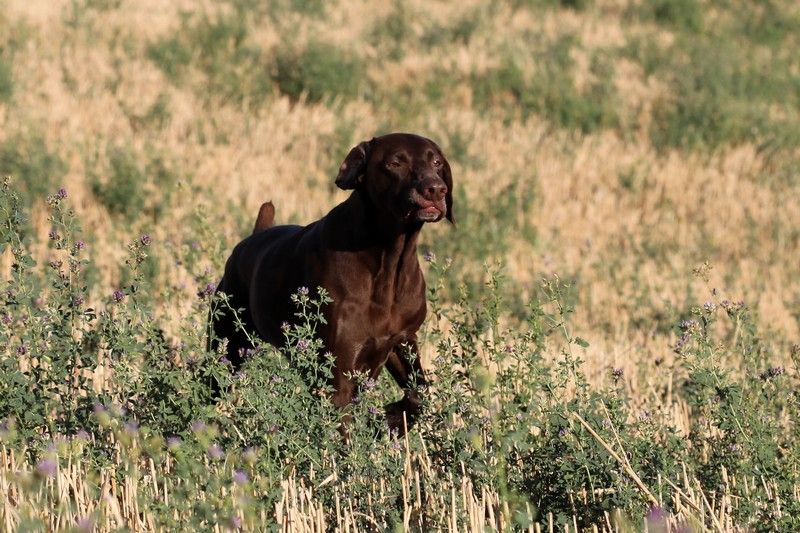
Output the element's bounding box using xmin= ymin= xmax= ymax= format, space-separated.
xmin=1 ymin=0 xmax=799 ymax=530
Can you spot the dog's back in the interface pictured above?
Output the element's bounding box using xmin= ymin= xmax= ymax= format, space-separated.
xmin=210 ymin=201 xmax=306 ymax=366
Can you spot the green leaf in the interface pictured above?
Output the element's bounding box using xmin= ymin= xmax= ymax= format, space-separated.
xmin=574 ymin=336 xmax=589 ymax=348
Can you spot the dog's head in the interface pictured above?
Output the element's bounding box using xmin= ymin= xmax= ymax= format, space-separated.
xmin=335 ymin=133 xmax=454 ymax=225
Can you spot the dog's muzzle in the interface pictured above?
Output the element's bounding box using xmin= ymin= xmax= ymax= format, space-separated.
xmin=408 ymin=178 xmax=447 ymax=222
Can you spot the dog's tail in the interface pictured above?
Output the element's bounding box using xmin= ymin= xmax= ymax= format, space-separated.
xmin=252 ymin=201 xmax=275 ymax=234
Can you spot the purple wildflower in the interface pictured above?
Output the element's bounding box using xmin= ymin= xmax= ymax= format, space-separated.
xmin=280 ymin=321 xmax=290 ymax=331
xmin=48 ymin=229 xmax=59 ymax=241
xmin=423 ymin=250 xmax=435 ymax=263
xmin=75 ymin=517 xmax=94 ymax=532
xmin=1 ymin=314 xmax=11 ymax=325
xmin=112 ymin=290 xmax=125 ymax=303
xmin=368 ymin=406 xmax=379 ymax=415
xmin=73 ymin=295 xmax=84 ymax=307
xmin=166 ymin=437 xmax=181 ymax=451
xmin=207 ymin=444 xmax=224 ymax=460
xmin=36 ymin=458 xmax=58 ymax=478
xmin=364 ymin=378 xmax=376 ymax=390
xmin=611 ymin=367 xmax=624 ymax=381
xmin=268 ymin=424 xmax=280 ymax=434
xmin=297 ymin=339 xmax=310 ymax=351
xmin=123 ymin=421 xmax=139 ymax=434
xmin=191 ymin=421 xmax=207 ymax=433
xmin=197 ymin=283 xmax=216 ymax=298
xmin=703 ymin=301 xmax=716 ymax=313
xmin=297 ymin=286 xmax=309 ymax=296
xmin=646 ymin=506 xmax=667 ymax=525
xmin=674 ymin=332 xmax=690 ymax=352
xmin=219 ymin=356 xmax=231 ymax=366
xmin=230 ymin=516 xmax=242 ymax=529
xmin=56 ymin=187 xmax=68 ymax=200
xmin=16 ymin=345 xmax=26 ymax=356
xmin=232 ymin=470 xmax=248 ymax=485
xmin=760 ymin=366 xmax=785 ymax=381
xmin=140 ymin=234 xmax=152 ymax=246
xmin=75 ymin=240 xmax=86 ymax=251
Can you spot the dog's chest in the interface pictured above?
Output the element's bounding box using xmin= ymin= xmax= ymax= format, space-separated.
xmin=348 ymin=294 xmax=424 ymax=359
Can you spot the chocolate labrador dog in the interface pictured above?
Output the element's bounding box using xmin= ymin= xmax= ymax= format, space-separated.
xmin=210 ymin=133 xmax=453 ymax=433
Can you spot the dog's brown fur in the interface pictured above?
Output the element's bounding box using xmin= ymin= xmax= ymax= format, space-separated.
xmin=210 ymin=133 xmax=453 ymax=433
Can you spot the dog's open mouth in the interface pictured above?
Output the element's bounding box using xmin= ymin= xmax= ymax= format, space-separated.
xmin=406 ymin=189 xmax=446 ymax=223
xmin=416 ymin=205 xmax=441 ymax=221
xmin=407 ymin=200 xmax=443 ymax=222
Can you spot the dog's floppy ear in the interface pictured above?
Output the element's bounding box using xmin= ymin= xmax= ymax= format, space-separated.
xmin=335 ymin=140 xmax=372 ymax=190
xmin=441 ymin=156 xmax=455 ymax=224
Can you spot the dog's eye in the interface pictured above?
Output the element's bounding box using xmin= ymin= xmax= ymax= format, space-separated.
xmin=432 ymin=158 xmax=442 ymax=167
xmin=386 ymin=160 xmax=401 ymax=169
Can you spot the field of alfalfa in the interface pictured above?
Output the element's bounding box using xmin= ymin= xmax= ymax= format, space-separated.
xmin=1 ymin=0 xmax=800 ymax=530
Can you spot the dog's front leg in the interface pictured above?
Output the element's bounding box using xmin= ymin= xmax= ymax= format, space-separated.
xmin=329 ymin=338 xmax=361 ymax=438
xmin=384 ymin=337 xmax=427 ymax=434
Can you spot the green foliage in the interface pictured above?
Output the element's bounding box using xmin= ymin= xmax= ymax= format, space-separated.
xmin=510 ymin=0 xmax=595 ymax=11
xmin=91 ymin=147 xmax=145 ymax=220
xmin=0 ymin=133 xmax=67 ymax=207
xmin=0 ymin=12 xmax=29 ymax=103
xmin=90 ymin=146 xmax=178 ymax=223
xmin=272 ymin=40 xmax=365 ymax=103
xmin=148 ymin=9 xmax=362 ymax=105
xmin=0 ymin=55 xmax=11 ymax=102
xmin=471 ymin=38 xmax=619 ymax=133
xmin=147 ymin=10 xmax=272 ymax=104
xmin=648 ymin=35 xmax=800 ymax=150
xmin=139 ymin=0 xmax=798 ymax=153
xmin=226 ymin=0 xmax=327 ymax=20
xmin=623 ymin=0 xmax=800 ymax=151
xmin=642 ymin=0 xmax=703 ymax=32
xmin=3 ymin=182 xmax=798 ymax=529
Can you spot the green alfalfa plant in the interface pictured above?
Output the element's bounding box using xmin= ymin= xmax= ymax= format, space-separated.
xmin=419 ymin=268 xmax=688 ymax=528
xmin=0 ymin=180 xmax=102 ymax=441
xmin=673 ymin=291 xmax=800 ymax=530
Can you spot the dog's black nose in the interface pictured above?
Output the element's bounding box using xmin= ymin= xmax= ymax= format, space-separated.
xmin=418 ymin=177 xmax=447 ymax=202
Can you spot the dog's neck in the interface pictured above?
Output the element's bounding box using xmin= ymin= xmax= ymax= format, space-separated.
xmin=323 ymin=189 xmax=423 ymax=279
xmin=327 ymin=189 xmax=422 ymax=246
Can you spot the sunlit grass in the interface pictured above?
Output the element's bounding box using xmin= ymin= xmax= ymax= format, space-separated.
xmin=2 ymin=0 xmax=800 ymax=530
